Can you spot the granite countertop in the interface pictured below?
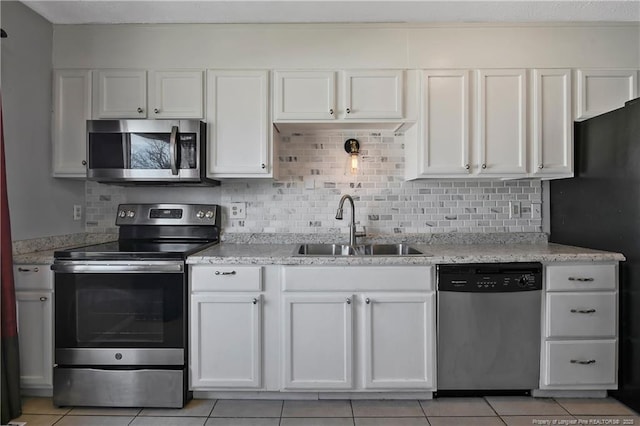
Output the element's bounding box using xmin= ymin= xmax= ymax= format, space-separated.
xmin=187 ymin=242 xmax=625 ymax=265
xmin=12 ymin=232 xmax=626 ymax=265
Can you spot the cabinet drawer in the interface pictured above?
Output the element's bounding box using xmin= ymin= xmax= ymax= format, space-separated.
xmin=191 ymin=266 xmax=262 ymax=291
xmin=283 ymin=266 xmax=433 ymax=291
xmin=546 ymin=264 xmax=617 ymax=291
xmin=543 ymin=340 xmax=616 ymax=387
xmin=546 ymin=292 xmax=616 ymax=338
xmin=13 ymin=265 xmax=53 ymax=291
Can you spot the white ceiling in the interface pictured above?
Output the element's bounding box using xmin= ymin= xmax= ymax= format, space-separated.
xmin=19 ymin=0 xmax=640 ymax=25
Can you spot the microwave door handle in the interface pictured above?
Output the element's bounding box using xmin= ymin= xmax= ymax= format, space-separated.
xmin=169 ymin=126 xmax=179 ymax=175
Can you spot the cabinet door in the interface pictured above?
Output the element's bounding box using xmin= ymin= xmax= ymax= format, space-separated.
xmin=52 ymin=70 xmax=91 ymax=177
xmin=273 ymin=71 xmax=336 ymax=120
xmin=419 ymin=70 xmax=471 ymax=176
xmin=576 ymin=69 xmax=638 ymax=120
xmin=149 ymin=70 xmax=203 ymax=119
xmin=282 ymin=294 xmax=353 ymax=389
xmin=206 ymin=70 xmax=270 ymax=177
xmin=343 ymin=70 xmax=403 ymax=119
xmin=16 ymin=291 xmax=53 ymax=389
xmin=362 ymin=293 xmax=435 ymax=389
xmin=477 ymin=69 xmax=528 ymax=176
xmin=532 ymin=69 xmax=573 ymax=177
xmin=93 ymin=70 xmax=147 ymax=118
xmin=190 ymin=294 xmax=262 ymax=388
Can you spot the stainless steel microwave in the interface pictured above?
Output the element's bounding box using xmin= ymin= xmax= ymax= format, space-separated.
xmin=86 ymin=120 xmax=216 ymax=185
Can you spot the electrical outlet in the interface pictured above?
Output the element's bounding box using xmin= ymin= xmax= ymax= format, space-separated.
xmin=509 ymin=201 xmax=521 ymax=219
xmin=230 ymin=202 xmax=246 ymax=220
xmin=73 ymin=204 xmax=82 ymax=221
xmin=531 ymin=202 xmax=542 ymax=220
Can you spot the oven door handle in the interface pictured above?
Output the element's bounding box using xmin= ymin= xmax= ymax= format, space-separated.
xmin=51 ymin=263 xmax=184 ymax=273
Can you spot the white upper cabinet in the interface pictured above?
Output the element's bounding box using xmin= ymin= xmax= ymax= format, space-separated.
xmin=576 ymin=69 xmax=638 ymax=120
xmin=52 ymin=69 xmax=91 ymax=178
xmin=273 ymin=70 xmax=404 ymax=122
xmin=477 ymin=69 xmax=528 ymax=176
xmin=148 ymin=70 xmax=204 ymax=119
xmin=532 ymin=69 xmax=573 ymax=178
xmin=273 ymin=71 xmax=336 ymax=120
xmin=206 ymin=70 xmax=271 ymax=178
xmin=342 ymin=70 xmax=403 ymax=119
xmin=417 ymin=70 xmax=471 ymax=177
xmin=93 ymin=70 xmax=147 ymax=118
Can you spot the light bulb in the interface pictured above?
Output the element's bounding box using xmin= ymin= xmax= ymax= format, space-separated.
xmin=350 ymin=154 xmax=359 ymax=174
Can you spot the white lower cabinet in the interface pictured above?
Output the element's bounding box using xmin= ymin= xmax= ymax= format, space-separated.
xmin=363 ymin=293 xmax=434 ymax=389
xmin=282 ymin=294 xmax=354 ymax=390
xmin=14 ymin=264 xmax=54 ymax=393
xmin=189 ymin=266 xmax=264 ymax=390
xmin=281 ymin=266 xmax=435 ymax=391
xmin=541 ymin=262 xmax=618 ymax=390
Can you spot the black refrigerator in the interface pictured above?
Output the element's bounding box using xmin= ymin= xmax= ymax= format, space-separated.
xmin=550 ymin=97 xmax=640 ymax=411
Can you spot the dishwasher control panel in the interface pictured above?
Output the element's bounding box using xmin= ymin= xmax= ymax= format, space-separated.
xmin=438 ymin=262 xmax=542 ymax=292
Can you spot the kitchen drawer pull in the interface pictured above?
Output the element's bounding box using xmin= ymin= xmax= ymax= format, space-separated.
xmin=570 ymin=359 xmax=596 ymax=365
xmin=346 ymin=108 xmax=351 ymax=114
xmin=570 ymin=308 xmax=596 ymax=314
xmin=329 ymin=109 xmax=334 ymax=115
xmin=365 ymin=298 xmax=371 ymax=304
xmin=215 ymin=270 xmax=236 ymax=276
xmin=568 ymin=277 xmax=595 ymax=282
xmin=252 ymin=298 xmax=258 ymax=305
xmin=40 ymin=296 xmax=48 ymax=302
xmin=18 ymin=267 xmax=39 ymax=272
xmin=137 ymin=107 xmax=143 ymax=113
xmin=154 ymin=108 xmax=160 ymax=113
xmin=346 ymin=297 xmax=351 ymax=305
xmin=464 ymin=164 xmax=470 ymax=170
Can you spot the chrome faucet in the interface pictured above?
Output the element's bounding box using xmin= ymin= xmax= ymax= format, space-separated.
xmin=336 ymin=194 xmax=358 ymax=246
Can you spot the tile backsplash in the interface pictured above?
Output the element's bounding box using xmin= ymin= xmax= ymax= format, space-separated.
xmin=85 ymin=130 xmax=543 ymax=235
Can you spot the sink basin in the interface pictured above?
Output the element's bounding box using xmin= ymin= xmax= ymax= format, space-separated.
xmin=296 ymin=244 xmax=356 ymax=256
xmin=295 ymin=243 xmax=427 ymax=256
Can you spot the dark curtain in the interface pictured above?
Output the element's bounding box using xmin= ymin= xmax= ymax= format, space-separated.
xmin=0 ymin=93 xmax=22 ymax=423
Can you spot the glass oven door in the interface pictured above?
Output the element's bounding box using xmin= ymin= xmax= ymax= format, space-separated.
xmin=52 ymin=260 xmax=186 ymax=366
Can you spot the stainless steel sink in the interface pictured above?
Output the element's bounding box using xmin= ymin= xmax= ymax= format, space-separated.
xmin=295 ymin=243 xmax=427 ymax=256
xmin=296 ymin=244 xmax=357 ymax=256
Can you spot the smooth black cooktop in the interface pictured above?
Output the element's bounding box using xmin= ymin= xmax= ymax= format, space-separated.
xmin=54 ymin=239 xmax=218 ymax=260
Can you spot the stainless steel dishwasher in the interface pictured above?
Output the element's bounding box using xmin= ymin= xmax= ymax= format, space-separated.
xmin=437 ymin=262 xmax=543 ymax=392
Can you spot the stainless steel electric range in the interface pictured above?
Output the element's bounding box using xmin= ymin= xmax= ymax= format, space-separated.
xmin=52 ymin=203 xmax=220 ymax=408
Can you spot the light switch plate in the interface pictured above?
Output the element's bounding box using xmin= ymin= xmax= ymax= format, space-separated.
xmin=230 ymin=202 xmax=246 ymax=220
xmin=509 ymin=201 xmax=521 ymax=219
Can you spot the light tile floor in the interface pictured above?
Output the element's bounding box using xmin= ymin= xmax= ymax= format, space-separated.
xmin=9 ymin=396 xmax=640 ymax=426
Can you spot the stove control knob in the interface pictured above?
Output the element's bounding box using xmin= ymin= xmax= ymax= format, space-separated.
xmin=196 ymin=211 xmax=205 ymax=219
xmin=127 ymin=210 xmax=135 ymax=218
xmin=118 ymin=210 xmax=126 ymax=218
xmin=205 ymin=210 xmax=214 ymax=219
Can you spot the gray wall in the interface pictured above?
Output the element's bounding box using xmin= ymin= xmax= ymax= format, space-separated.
xmin=1 ymin=1 xmax=84 ymax=241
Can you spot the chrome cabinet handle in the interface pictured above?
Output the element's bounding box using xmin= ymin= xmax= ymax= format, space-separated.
xmin=18 ymin=267 xmax=39 ymax=272
xmin=568 ymin=277 xmax=595 ymax=282
xmin=346 ymin=108 xmax=351 ymax=114
xmin=154 ymin=108 xmax=160 ymax=114
xmin=82 ymin=160 xmax=87 ymax=166
xmin=571 ymin=359 xmax=596 ymax=365
xmin=329 ymin=109 xmax=334 ymax=115
xmin=539 ymin=164 xmax=544 ymax=169
xmin=571 ymin=308 xmax=596 ymax=314
xmin=261 ymin=163 xmax=266 ymax=169
xmin=215 ymin=271 xmax=236 ymax=276
xmin=137 ymin=107 xmax=143 ymax=113
xmin=365 ymin=298 xmax=371 ymax=304
xmin=252 ymin=298 xmax=258 ymax=305
xmin=346 ymin=298 xmax=351 ymax=305
xmin=464 ymin=164 xmax=470 ymax=170
xmin=482 ymin=164 xmax=487 ymax=169
xmin=39 ymin=297 xmax=48 ymax=302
